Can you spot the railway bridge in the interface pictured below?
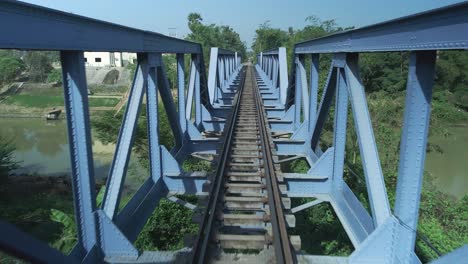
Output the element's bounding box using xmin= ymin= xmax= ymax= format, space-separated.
xmin=0 ymin=0 xmax=467 ymax=263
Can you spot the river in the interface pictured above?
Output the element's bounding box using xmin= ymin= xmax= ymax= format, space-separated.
xmin=425 ymin=126 xmax=468 ymax=199
xmin=0 ymin=118 xmax=147 ymax=191
xmin=0 ymin=118 xmax=466 ymax=199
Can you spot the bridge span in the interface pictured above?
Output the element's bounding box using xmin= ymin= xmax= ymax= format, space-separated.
xmin=0 ymin=0 xmax=467 ymax=263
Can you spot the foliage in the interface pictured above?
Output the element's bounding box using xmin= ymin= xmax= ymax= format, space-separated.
xmin=360 ymin=52 xmax=409 ymax=93
xmin=0 ymin=136 xmax=19 ymax=183
xmin=251 ymin=21 xmax=289 ymax=57
xmin=0 ymin=51 xmax=25 ymax=85
xmin=182 ymin=157 xmax=213 ymax=173
xmin=163 ymin=54 xmax=177 ymax=89
xmin=93 ymin=104 xmax=174 ymax=168
xmin=50 ymin=208 xmax=77 ymax=253
xmin=135 ymin=198 xmax=198 ymax=251
xmin=23 ymin=51 xmax=54 ymax=82
xmin=251 ymin=16 xmax=350 ymax=63
xmin=125 ymin=63 xmax=137 ymax=80
xmin=186 ymin=13 xmax=247 ymax=65
xmin=46 ymin=68 xmax=62 ymax=84
xmin=252 ymin=15 xmax=468 ymax=261
xmin=291 ymin=201 xmax=353 ymax=256
xmin=434 ymin=51 xmax=468 ymax=110
xmin=49 ymin=187 xmax=105 ymax=254
xmin=0 ymin=181 xmax=74 ymax=254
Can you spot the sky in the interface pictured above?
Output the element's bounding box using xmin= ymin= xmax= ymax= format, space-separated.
xmin=22 ymin=0 xmax=466 ymax=50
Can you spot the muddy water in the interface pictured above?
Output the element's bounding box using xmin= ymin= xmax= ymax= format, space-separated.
xmin=425 ymin=126 xmax=468 ymax=199
xmin=0 ymin=118 xmax=147 ymax=190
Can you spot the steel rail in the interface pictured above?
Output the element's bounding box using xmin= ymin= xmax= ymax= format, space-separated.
xmin=251 ymin=65 xmax=295 ymax=263
xmin=191 ymin=66 xmax=247 ymax=263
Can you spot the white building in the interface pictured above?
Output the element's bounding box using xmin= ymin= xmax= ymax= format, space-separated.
xmin=84 ymin=52 xmax=137 ymax=67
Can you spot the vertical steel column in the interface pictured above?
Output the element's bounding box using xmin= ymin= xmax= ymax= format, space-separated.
xmin=394 ymin=51 xmax=436 ymax=261
xmin=208 ymin=48 xmax=218 ymax=105
xmin=60 ymin=51 xmax=98 ymax=254
xmin=308 ymin=54 xmax=319 ymax=132
xmin=294 ymin=56 xmax=302 ymax=128
xmin=332 ymin=68 xmax=348 ymax=189
xmin=103 ymin=54 xmax=146 ymax=219
xmin=177 ymin=54 xmax=187 ymax=134
xmin=147 ymin=53 xmax=162 ymax=182
xmin=186 ymin=56 xmax=196 ymax=121
xmin=194 ymin=54 xmax=202 ymax=126
xmin=273 ymin=57 xmax=278 ymax=89
xmin=344 ymin=54 xmax=391 ymax=226
xmin=278 ymin=47 xmax=288 ymax=105
xmin=298 ymin=55 xmax=309 ymax=122
xmin=219 ymin=57 xmax=225 ymax=89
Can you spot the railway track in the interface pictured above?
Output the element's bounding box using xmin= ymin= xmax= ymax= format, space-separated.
xmin=192 ymin=65 xmax=299 ymax=263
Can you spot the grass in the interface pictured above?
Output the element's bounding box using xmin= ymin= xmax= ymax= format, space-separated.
xmin=3 ymin=94 xmax=119 ymax=108
xmin=0 ymin=182 xmax=74 ymax=247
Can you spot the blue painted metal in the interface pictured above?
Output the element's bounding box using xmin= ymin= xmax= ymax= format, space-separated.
xmin=102 ymin=54 xmax=146 ymax=220
xmin=177 ymin=53 xmax=187 ymax=134
xmin=0 ymin=0 xmax=201 ymax=53
xmin=344 ymin=53 xmax=391 ymax=226
xmin=60 ymin=51 xmax=99 ymax=257
xmin=430 ymin=245 xmax=468 ymax=264
xmin=1 ymin=0 xmax=466 ymax=262
xmin=146 ymin=53 xmax=162 ymax=183
xmin=308 ymin=54 xmax=319 ymax=133
xmin=254 ymin=2 xmax=467 ymax=263
xmin=0 ymin=221 xmax=78 ymax=264
xmin=394 ymin=50 xmax=437 ymax=262
xmin=0 ymin=1 xmax=244 ymax=262
xmin=294 ymin=1 xmax=468 ymax=53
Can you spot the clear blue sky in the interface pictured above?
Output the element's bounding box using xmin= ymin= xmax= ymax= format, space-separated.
xmin=22 ymin=0 xmax=465 ymax=50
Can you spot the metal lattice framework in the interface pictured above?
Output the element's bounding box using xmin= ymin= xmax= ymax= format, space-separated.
xmin=0 ymin=0 xmax=467 ymax=263
xmin=255 ymin=2 xmax=468 ymax=263
xmin=0 ymin=0 xmax=242 ymax=263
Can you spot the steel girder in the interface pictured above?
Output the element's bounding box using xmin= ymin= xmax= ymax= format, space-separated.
xmin=294 ymin=1 xmax=468 ymax=53
xmin=0 ymin=0 xmax=201 ymax=53
xmin=255 ymin=2 xmax=468 ymax=263
xmin=0 ymin=2 xmax=244 ymax=263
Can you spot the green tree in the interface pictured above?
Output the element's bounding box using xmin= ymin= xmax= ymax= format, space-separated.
xmin=434 ymin=51 xmax=468 ymax=110
xmin=186 ymin=13 xmax=247 ymax=65
xmin=24 ymin=51 xmax=53 ymax=82
xmin=0 ymin=51 xmax=24 ymax=85
xmin=251 ymin=21 xmax=289 ymax=60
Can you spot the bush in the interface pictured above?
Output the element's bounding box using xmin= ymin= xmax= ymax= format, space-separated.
xmin=135 ymin=198 xmax=198 ymax=251
xmin=0 ymin=137 xmax=19 ymax=183
xmin=0 ymin=54 xmax=24 ymax=85
xmin=47 ymin=68 xmax=62 ymax=84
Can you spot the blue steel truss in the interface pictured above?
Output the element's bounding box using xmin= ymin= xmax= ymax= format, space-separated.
xmin=0 ymin=0 xmax=242 ymax=263
xmin=0 ymin=0 xmax=467 ymax=263
xmin=255 ymin=2 xmax=468 ymax=263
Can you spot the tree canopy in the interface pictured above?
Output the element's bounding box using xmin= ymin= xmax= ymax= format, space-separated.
xmin=185 ymin=12 xmax=247 ymax=63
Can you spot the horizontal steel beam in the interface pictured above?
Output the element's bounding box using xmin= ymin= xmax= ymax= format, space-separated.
xmin=217 ymin=48 xmax=236 ymax=55
xmin=295 ymin=1 xmax=468 ymax=53
xmin=262 ymin=48 xmax=280 ymax=55
xmin=0 ymin=0 xmax=201 ymax=53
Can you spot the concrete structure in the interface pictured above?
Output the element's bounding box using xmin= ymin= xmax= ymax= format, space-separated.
xmin=84 ymin=52 xmax=137 ymax=67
